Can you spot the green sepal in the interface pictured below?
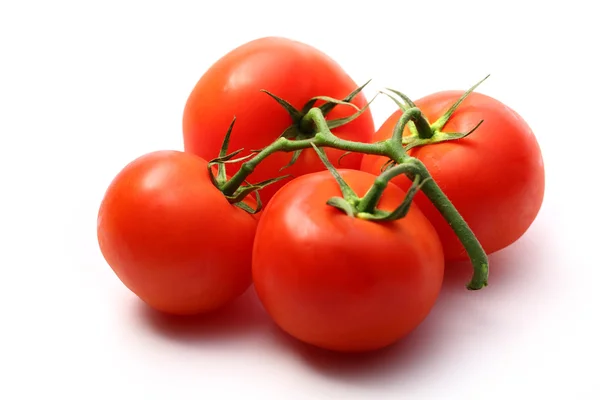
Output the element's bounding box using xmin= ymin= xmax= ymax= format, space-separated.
xmin=279 ymin=150 xmax=303 ymax=171
xmin=280 ymin=125 xmax=303 ymax=140
xmin=326 ymin=197 xmax=355 ymax=217
xmin=262 ymin=80 xmax=372 ymax=141
xmin=430 ymin=74 xmax=490 ymax=133
xmin=227 ymin=174 xmax=292 ymax=213
xmin=359 ymin=175 xmax=429 ymax=221
xmin=326 ymin=93 xmax=378 ymax=130
xmin=206 ymin=116 xmax=238 ymax=186
xmin=305 ymin=79 xmax=371 ymax=117
xmin=337 ymin=151 xmax=352 ymax=166
xmin=207 ymin=149 xmax=254 ymax=188
xmin=310 ymin=143 xmax=357 ymax=199
xmin=403 ymin=119 xmax=484 ymax=151
xmin=260 ymin=90 xmax=303 ymax=124
xmin=380 ymin=89 xmax=421 ymax=139
xmin=385 ymin=88 xmax=417 ymax=109
xmin=234 ymin=199 xmax=262 ymax=214
xmin=309 ymin=96 xmax=359 ymax=112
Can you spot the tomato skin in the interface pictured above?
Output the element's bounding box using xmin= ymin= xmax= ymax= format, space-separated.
xmin=252 ymin=170 xmax=444 ymax=352
xmin=97 ymin=150 xmax=258 ymax=315
xmin=361 ymin=91 xmax=545 ymax=261
xmin=182 ymin=36 xmax=375 ymax=203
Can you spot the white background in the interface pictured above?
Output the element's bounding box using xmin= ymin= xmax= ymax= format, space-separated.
xmin=1 ymin=0 xmax=598 ymax=398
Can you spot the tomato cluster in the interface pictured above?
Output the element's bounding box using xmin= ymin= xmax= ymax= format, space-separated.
xmin=97 ymin=37 xmax=544 ymax=353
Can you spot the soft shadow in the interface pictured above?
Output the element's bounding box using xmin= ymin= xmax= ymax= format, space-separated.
xmin=442 ymin=232 xmax=545 ymax=294
xmin=130 ymin=230 xmax=546 ymax=385
xmin=265 ymin=234 xmax=546 ymax=387
xmin=136 ymin=287 xmax=271 ymax=344
xmin=269 ymin=319 xmax=446 ymax=388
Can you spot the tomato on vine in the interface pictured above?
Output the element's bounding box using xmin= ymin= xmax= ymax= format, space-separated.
xmin=182 ymin=36 xmax=375 ymax=203
xmin=361 ymin=77 xmax=545 ymax=261
xmin=252 ymin=147 xmax=445 ymax=352
xmin=97 ymin=149 xmax=259 ymax=315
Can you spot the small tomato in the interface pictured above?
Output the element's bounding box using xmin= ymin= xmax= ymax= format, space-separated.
xmin=361 ymin=91 xmax=545 ymax=261
xmin=97 ymin=150 xmax=258 ymax=315
xmin=252 ymin=169 xmax=444 ymax=352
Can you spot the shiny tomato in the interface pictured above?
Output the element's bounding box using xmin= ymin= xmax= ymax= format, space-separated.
xmin=252 ymin=169 xmax=444 ymax=352
xmin=97 ymin=150 xmax=258 ymax=315
xmin=182 ymin=36 xmax=375 ymax=203
xmin=361 ymin=91 xmax=545 ymax=261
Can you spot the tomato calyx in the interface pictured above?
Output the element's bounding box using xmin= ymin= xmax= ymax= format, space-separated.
xmin=383 ymin=75 xmax=490 ymax=151
xmin=207 ymin=117 xmax=290 ymax=214
xmin=310 ymin=143 xmax=428 ymax=221
xmin=256 ymin=81 xmax=374 ymax=171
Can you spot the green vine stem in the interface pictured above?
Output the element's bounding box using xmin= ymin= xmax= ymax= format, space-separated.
xmin=392 ymin=107 xmax=433 ymax=140
xmin=356 ymin=163 xmax=420 ymax=215
xmin=364 ymin=157 xmax=488 ymax=290
xmin=220 ymin=107 xmax=389 ymax=197
xmin=219 ymin=106 xmax=488 ymax=290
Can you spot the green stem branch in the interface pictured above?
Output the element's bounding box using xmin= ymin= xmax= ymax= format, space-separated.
xmin=392 ymin=108 xmax=434 ymax=141
xmin=221 ymin=108 xmax=387 ymax=196
xmin=219 ymin=107 xmax=488 ymax=290
xmin=407 ymin=158 xmax=489 ymax=289
xmin=357 ymin=162 xmax=419 ymax=214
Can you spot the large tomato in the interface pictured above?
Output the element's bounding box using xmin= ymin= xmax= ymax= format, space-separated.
xmin=182 ymin=36 xmax=375 ymax=203
xmin=252 ymin=169 xmax=444 ymax=352
xmin=97 ymin=150 xmax=258 ymax=315
xmin=361 ymin=91 xmax=545 ymax=262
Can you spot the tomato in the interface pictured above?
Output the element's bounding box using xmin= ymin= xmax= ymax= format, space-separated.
xmin=97 ymin=150 xmax=258 ymax=315
xmin=361 ymin=91 xmax=545 ymax=262
xmin=182 ymin=36 xmax=375 ymax=203
xmin=252 ymin=169 xmax=444 ymax=352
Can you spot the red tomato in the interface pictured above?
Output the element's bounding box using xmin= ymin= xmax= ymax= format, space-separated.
xmin=182 ymin=36 xmax=375 ymax=203
xmin=252 ymin=169 xmax=444 ymax=352
xmin=97 ymin=150 xmax=258 ymax=315
xmin=361 ymin=91 xmax=545 ymax=261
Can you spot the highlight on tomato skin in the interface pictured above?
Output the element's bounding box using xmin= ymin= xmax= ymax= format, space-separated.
xmin=96 ymin=150 xmax=258 ymax=316
xmin=361 ymin=90 xmax=545 ymax=262
xmin=182 ymin=36 xmax=375 ymax=204
xmin=251 ymin=169 xmax=445 ymax=353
